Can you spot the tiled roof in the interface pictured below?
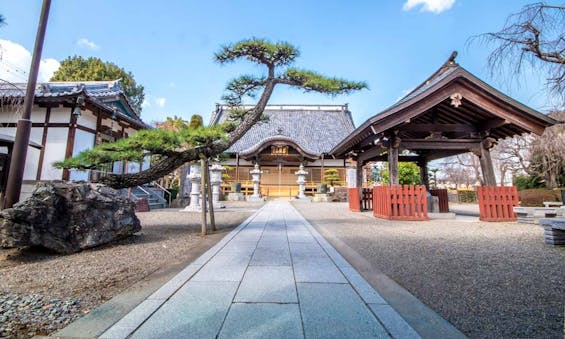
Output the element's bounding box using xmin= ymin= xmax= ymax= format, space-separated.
xmin=211 ymin=105 xmax=355 ymax=156
xmin=0 ymin=80 xmax=147 ymax=126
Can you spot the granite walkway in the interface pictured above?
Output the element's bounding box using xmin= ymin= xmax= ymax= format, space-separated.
xmin=100 ymin=201 xmax=420 ymax=339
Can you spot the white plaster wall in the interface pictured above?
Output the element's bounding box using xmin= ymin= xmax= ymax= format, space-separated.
xmin=41 ymin=127 xmax=68 ymax=180
xmin=0 ymin=105 xmax=48 ymax=124
xmin=69 ymin=129 xmax=95 ymax=181
xmin=0 ymin=106 xmax=21 ymax=123
xmin=31 ymin=106 xmax=46 ymax=123
xmin=23 ymin=127 xmax=43 ymax=180
xmin=77 ymin=110 xmax=97 ymax=130
xmin=126 ymin=127 xmax=137 ymax=136
xmin=50 ymin=107 xmax=71 ymax=123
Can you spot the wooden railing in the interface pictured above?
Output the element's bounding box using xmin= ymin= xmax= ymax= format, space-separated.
xmin=477 ymin=186 xmax=519 ymax=222
xmin=348 ymin=188 xmax=361 ymax=212
xmin=373 ymin=185 xmax=428 ymax=221
xmin=429 ymin=188 xmax=449 ymax=213
xmin=362 ymin=188 xmax=373 ymax=210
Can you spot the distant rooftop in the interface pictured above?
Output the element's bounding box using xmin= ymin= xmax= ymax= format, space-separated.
xmin=0 ymin=80 xmax=146 ymax=127
xmin=210 ymin=104 xmax=355 ymax=156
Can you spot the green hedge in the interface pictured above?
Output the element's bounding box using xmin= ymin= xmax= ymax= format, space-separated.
xmin=458 ymin=190 xmax=477 ymax=203
xmin=518 ymin=189 xmax=562 ymax=207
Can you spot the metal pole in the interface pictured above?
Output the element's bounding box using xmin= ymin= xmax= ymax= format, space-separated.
xmin=4 ymin=0 xmax=51 ymax=208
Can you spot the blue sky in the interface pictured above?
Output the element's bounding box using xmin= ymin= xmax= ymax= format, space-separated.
xmin=0 ymin=0 xmax=556 ymax=126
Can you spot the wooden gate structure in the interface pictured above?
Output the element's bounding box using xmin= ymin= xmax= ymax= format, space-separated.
xmin=331 ymin=52 xmax=556 ymax=221
xmin=373 ymin=185 xmax=428 ymax=220
xmin=477 ymin=186 xmax=519 ymax=222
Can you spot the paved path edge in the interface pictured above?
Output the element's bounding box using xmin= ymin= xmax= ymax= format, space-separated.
xmin=53 ymin=205 xmax=267 ymax=339
xmin=296 ymin=205 xmax=467 ymax=339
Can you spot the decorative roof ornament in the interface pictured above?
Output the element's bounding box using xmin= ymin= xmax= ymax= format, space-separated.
xmin=450 ymin=92 xmax=463 ymax=108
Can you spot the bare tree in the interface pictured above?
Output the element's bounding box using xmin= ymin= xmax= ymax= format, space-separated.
xmin=530 ymin=110 xmax=565 ymax=187
xmin=475 ymin=3 xmax=565 ymax=104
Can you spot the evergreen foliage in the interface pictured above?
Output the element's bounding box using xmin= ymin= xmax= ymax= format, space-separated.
xmin=323 ymin=168 xmax=341 ymax=186
xmin=381 ymin=162 xmax=422 ymax=185
xmin=57 ymin=38 xmax=366 ymax=189
xmin=50 ymin=56 xmax=145 ymax=113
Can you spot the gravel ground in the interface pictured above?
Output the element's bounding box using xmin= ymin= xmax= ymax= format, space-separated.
xmin=293 ymin=202 xmax=565 ymax=339
xmin=0 ymin=201 xmax=262 ymax=338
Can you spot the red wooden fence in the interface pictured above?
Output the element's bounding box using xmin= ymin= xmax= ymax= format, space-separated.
xmin=373 ymin=185 xmax=428 ymax=220
xmin=348 ymin=188 xmax=361 ymax=212
xmin=477 ymin=186 xmax=519 ymax=222
xmin=362 ymin=188 xmax=373 ymax=210
xmin=429 ymin=188 xmax=449 ymax=213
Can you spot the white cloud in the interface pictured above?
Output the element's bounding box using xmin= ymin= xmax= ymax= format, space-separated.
xmin=0 ymin=39 xmax=60 ymax=83
xmin=402 ymin=0 xmax=455 ymax=14
xmin=76 ymin=38 xmax=99 ymax=50
xmin=155 ymin=97 xmax=166 ymax=107
xmin=141 ymin=98 xmax=151 ymax=108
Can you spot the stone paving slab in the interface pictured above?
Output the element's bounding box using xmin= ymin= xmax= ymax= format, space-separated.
xmin=297 ymin=282 xmax=389 ymax=339
xmin=101 ymin=201 xmax=423 ymax=338
xmin=219 ymin=303 xmax=304 ymax=339
xmin=131 ymin=281 xmax=239 ymax=338
xmin=234 ymin=266 xmax=297 ymax=303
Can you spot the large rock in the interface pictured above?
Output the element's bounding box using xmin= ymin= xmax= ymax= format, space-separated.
xmin=0 ymin=182 xmax=141 ymax=253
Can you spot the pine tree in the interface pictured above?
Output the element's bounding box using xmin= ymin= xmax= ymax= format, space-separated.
xmin=56 ymin=38 xmax=367 ymax=189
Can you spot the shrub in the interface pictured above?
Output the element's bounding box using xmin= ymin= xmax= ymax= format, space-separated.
xmin=513 ymin=175 xmax=544 ymax=190
xmin=518 ymin=189 xmax=562 ymax=207
xmin=458 ymin=189 xmax=477 ymax=203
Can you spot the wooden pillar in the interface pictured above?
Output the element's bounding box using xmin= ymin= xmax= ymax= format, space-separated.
xmin=479 ymin=139 xmax=496 ymax=186
xmin=36 ymin=106 xmax=51 ymax=180
xmin=356 ymin=159 xmax=363 ymax=188
xmin=388 ymin=143 xmax=399 ymax=186
xmin=418 ymin=160 xmax=429 ymax=189
xmin=62 ymin=107 xmax=77 ymax=181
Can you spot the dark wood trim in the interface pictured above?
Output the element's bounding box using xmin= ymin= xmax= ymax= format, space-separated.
xmin=76 ymin=125 xmax=97 ymax=134
xmin=400 ymin=123 xmax=478 ymax=133
xmin=62 ymin=107 xmax=77 ymax=181
xmin=36 ymin=107 xmax=51 ymax=180
xmin=0 ymin=122 xmax=70 ymax=128
xmin=400 ymin=140 xmax=480 ymax=150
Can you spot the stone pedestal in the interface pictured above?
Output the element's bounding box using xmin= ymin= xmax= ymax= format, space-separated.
xmin=295 ymin=164 xmax=308 ymax=199
xmin=312 ymin=193 xmax=329 ymax=202
xmin=247 ymin=164 xmax=263 ymax=202
xmin=209 ymin=163 xmax=225 ymax=209
xmin=180 ymin=163 xmax=201 ymax=212
xmin=227 ymin=192 xmax=245 ymax=201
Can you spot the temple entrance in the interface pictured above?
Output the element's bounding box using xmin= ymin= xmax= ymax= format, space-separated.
xmin=261 ymin=165 xmax=300 ymax=198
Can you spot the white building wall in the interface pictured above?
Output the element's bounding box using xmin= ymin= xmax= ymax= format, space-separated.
xmin=49 ymin=107 xmax=71 ymax=123
xmin=41 ymin=127 xmax=68 ymax=180
xmin=69 ymin=129 xmax=95 ymax=181
xmin=77 ymin=111 xmax=97 ymax=130
xmin=23 ymin=128 xmax=43 ymax=180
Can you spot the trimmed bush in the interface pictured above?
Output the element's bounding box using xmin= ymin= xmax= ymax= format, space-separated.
xmin=518 ymin=189 xmax=562 ymax=207
xmin=458 ymin=190 xmax=477 ymax=203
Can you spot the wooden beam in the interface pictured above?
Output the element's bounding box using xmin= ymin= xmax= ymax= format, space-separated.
xmin=388 ymin=143 xmax=399 ymax=185
xmin=400 ymin=123 xmax=478 ymax=133
xmin=401 ymin=140 xmax=480 ymax=150
xmin=458 ymin=87 xmax=546 ymax=135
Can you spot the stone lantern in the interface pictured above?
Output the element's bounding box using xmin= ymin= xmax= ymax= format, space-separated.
xmin=295 ymin=163 xmax=308 ymax=199
xmin=209 ymin=163 xmax=225 ymax=208
xmin=248 ymin=163 xmax=263 ymax=201
xmin=180 ymin=163 xmax=201 ymax=211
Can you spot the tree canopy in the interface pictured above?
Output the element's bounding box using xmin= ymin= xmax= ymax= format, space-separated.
xmin=476 ymin=3 xmax=565 ymax=105
xmin=50 ymin=56 xmax=145 ymax=113
xmin=56 ymin=38 xmax=366 ymax=189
